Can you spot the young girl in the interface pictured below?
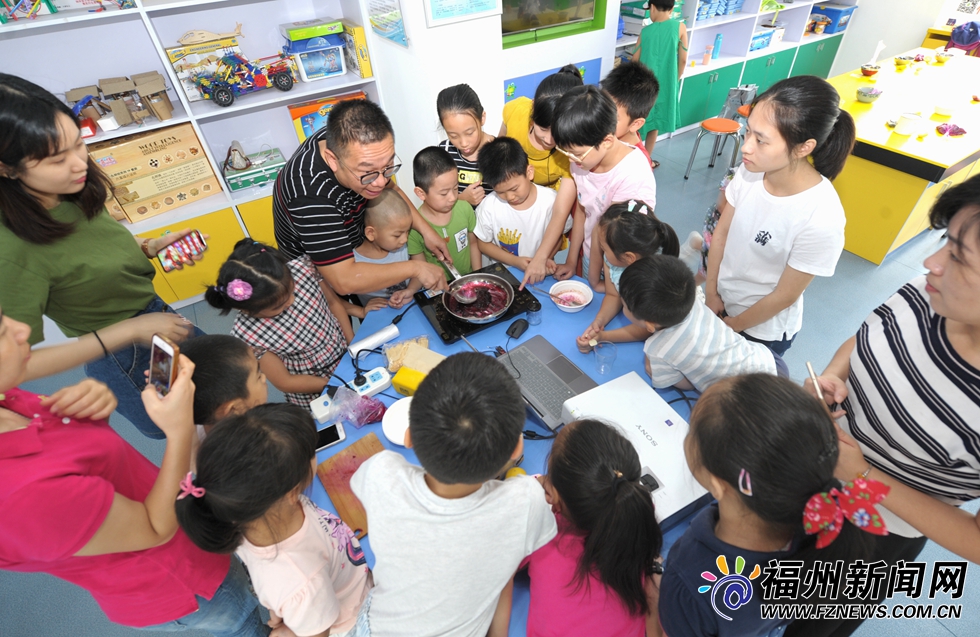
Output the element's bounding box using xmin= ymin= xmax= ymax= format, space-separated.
xmin=205 ymin=240 xmax=348 ymax=409
xmin=576 ymin=201 xmax=679 ymax=352
xmin=176 ymin=403 xmax=372 ymax=637
xmin=499 ymin=64 xmax=583 ymax=286
xmin=437 ymin=84 xmax=495 ymax=207
xmin=522 ymin=419 xmax=663 ymax=636
xmin=551 ymin=86 xmax=659 ymax=288
xmin=661 ymin=374 xmax=885 ymax=637
xmin=632 ymin=0 xmax=688 ymax=161
xmin=706 ymin=76 xmax=855 ymax=356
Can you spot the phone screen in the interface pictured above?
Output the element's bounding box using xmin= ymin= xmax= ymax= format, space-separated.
xmin=316 ymin=425 xmax=342 ymax=450
xmin=157 ymin=231 xmax=208 ymax=272
xmin=149 ymin=341 xmax=175 ymax=395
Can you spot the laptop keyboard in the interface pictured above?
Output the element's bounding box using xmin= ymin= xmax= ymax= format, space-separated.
xmin=505 ymin=348 xmax=575 ymax=418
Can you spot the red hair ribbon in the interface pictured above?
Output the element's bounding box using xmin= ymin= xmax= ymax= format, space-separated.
xmin=803 ymin=478 xmax=890 ymax=549
xmin=177 ymin=472 xmax=206 ymax=500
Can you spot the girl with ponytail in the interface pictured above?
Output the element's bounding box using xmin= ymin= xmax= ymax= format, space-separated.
xmin=577 ymin=200 xmax=680 ymax=352
xmin=520 ymin=419 xmax=663 ymax=636
xmin=705 ymin=75 xmax=855 ymax=356
xmin=660 ymin=374 xmax=881 ymax=637
xmin=176 ymin=403 xmax=372 ymax=637
xmin=206 ymin=240 xmax=356 ymax=408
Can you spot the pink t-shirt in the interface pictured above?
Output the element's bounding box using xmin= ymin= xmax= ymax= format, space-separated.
xmin=0 ymin=388 xmax=229 ymax=627
xmin=522 ymin=514 xmax=645 ymax=637
xmin=236 ymin=496 xmax=372 ymax=636
xmin=572 ymin=144 xmax=658 ymax=256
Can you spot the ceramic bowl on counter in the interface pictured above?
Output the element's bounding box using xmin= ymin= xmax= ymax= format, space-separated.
xmin=861 ymin=64 xmax=880 ymax=76
xmin=894 ymin=56 xmax=913 ymax=67
xmin=856 ymin=87 xmax=882 ymax=103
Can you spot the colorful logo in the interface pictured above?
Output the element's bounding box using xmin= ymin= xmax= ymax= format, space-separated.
xmin=699 ymin=555 xmax=761 ymax=620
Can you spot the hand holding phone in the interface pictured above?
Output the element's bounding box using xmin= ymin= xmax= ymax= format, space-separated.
xmin=157 ymin=230 xmax=208 ymax=273
xmin=149 ymin=334 xmax=180 ymax=396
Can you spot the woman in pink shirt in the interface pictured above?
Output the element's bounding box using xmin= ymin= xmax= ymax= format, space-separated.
xmin=519 ymin=419 xmax=663 ymax=636
xmin=0 ymin=308 xmax=267 ymax=636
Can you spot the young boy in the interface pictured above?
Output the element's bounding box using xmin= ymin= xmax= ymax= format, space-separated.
xmin=350 ymin=353 xmax=557 ymax=636
xmin=353 ymin=189 xmax=421 ymax=308
xmin=619 ymin=255 xmax=785 ymax=392
xmin=600 ymin=61 xmax=660 ymax=169
xmin=474 ymin=137 xmax=570 ymax=272
xmin=408 ymin=147 xmax=482 ymax=280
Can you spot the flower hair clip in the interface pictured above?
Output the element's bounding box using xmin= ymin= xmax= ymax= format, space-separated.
xmin=803 ymin=478 xmax=890 ymax=548
xmin=225 ymin=279 xmax=253 ymax=301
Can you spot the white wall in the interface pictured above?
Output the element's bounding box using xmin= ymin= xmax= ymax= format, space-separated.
xmin=830 ymin=0 xmax=947 ymax=76
xmin=358 ymin=3 xmax=504 ymax=204
xmin=933 ymin=0 xmax=980 ymax=28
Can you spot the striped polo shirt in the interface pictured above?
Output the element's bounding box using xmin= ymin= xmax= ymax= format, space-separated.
xmin=273 ymin=127 xmax=367 ymax=265
xmin=843 ymin=277 xmax=980 ymax=534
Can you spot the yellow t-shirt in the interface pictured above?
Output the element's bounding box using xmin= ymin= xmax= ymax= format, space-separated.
xmin=501 ymin=97 xmax=571 ymax=189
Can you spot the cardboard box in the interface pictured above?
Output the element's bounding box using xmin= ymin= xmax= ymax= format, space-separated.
xmin=99 ymin=77 xmax=136 ymax=97
xmin=88 ymin=123 xmax=220 ymax=223
xmin=280 ymin=18 xmax=343 ymax=41
xmin=287 ymin=91 xmax=365 ymax=142
xmin=282 ymin=33 xmax=345 ymax=54
xmin=293 ymin=45 xmax=346 ymax=82
xmin=65 ymin=85 xmax=100 ymax=103
xmin=133 ymin=72 xmax=173 ymax=121
xmin=341 ymin=22 xmax=372 ymax=79
xmin=223 ymin=148 xmax=287 ymax=191
xmin=166 ymin=37 xmax=243 ymax=102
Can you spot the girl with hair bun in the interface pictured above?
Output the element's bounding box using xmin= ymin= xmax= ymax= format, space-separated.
xmin=705 ymin=75 xmax=856 ymax=356
xmin=176 ymin=403 xmax=372 ymax=637
xmin=516 ymin=418 xmax=664 ymax=635
xmin=205 ymin=240 xmax=363 ymax=408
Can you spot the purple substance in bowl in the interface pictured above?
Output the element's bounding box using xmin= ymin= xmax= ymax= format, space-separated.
xmin=446 ymin=281 xmax=510 ymax=318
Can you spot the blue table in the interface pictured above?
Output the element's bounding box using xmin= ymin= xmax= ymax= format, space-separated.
xmin=309 ymin=268 xmax=704 ymax=634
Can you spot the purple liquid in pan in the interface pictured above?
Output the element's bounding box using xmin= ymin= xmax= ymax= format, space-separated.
xmin=446 ymin=281 xmax=510 ymax=318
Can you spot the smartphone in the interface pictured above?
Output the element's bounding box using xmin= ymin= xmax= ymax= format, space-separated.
xmin=149 ymin=334 xmax=179 ymax=396
xmin=157 ymin=230 xmax=208 ymax=273
xmin=316 ymin=422 xmax=346 ymax=452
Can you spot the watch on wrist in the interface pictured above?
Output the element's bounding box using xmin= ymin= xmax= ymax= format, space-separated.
xmin=141 ymin=237 xmax=154 ymax=259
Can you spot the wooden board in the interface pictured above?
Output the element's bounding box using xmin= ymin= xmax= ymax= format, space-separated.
xmin=316 ymin=433 xmax=385 ymax=539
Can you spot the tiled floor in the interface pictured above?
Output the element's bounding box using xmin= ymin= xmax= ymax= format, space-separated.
xmin=3 ymin=129 xmax=977 ymax=636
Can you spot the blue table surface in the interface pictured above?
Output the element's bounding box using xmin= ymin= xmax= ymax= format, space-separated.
xmin=310 ymin=269 xmax=704 ymax=634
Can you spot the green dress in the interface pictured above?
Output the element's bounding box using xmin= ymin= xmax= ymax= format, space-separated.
xmin=639 ymin=18 xmax=681 ymax=136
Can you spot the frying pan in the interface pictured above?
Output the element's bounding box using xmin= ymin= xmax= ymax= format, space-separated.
xmin=441 ymin=273 xmax=515 ymax=324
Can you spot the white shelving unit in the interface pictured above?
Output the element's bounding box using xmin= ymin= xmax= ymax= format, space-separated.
xmin=0 ymin=0 xmax=382 ymax=239
xmin=616 ymin=0 xmax=858 ymax=78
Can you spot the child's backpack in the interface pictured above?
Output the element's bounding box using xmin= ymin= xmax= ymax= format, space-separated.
xmin=947 ymin=21 xmax=980 ymax=56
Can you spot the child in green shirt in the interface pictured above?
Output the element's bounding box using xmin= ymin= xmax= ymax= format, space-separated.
xmin=408 ymin=147 xmax=482 ymax=279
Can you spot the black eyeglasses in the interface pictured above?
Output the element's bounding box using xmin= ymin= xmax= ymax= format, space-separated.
xmin=336 ymin=154 xmax=402 ymax=186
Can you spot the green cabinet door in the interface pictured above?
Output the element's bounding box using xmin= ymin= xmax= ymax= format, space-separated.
xmin=811 ymin=34 xmax=843 ymax=78
xmin=741 ymin=56 xmax=771 ymax=92
xmin=706 ymin=62 xmax=745 ymax=116
xmin=767 ymin=48 xmax=796 ymax=88
xmin=678 ymin=72 xmax=713 ymax=128
xmin=791 ymin=40 xmax=820 ymax=77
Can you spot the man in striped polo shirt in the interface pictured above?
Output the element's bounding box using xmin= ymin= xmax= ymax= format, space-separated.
xmin=273 ymin=99 xmax=450 ymax=296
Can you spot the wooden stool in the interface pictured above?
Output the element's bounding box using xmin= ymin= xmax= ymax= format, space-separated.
xmin=684 ymin=117 xmax=742 ymax=180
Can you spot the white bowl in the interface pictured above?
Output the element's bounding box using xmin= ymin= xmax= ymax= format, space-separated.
xmin=549 ymin=280 xmax=593 ymax=313
xmin=381 ymin=397 xmax=412 ymax=446
xmin=934 ymin=104 xmax=955 ymax=117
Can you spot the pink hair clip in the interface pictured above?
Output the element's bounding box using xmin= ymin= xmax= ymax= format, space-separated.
xmin=225 ymin=279 xmax=253 ymax=301
xmin=177 ymin=472 xmax=206 ymax=500
xmin=738 ymin=468 xmax=753 ymax=497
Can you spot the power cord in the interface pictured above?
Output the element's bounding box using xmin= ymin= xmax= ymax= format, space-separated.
xmin=501 ymin=335 xmax=521 ymax=379
xmin=666 ymin=389 xmax=699 ymax=413
xmin=391 ymin=301 xmax=416 ymax=325
xmin=352 ymin=347 xmax=386 ymax=387
xmin=523 ymin=429 xmax=557 ymax=440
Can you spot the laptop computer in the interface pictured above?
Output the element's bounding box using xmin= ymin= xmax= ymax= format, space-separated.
xmin=561 ymin=372 xmax=711 ymax=530
xmin=500 ymin=335 xmax=598 ymax=430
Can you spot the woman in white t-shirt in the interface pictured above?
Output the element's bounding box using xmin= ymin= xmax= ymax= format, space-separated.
xmin=705 ymin=76 xmax=856 ymax=355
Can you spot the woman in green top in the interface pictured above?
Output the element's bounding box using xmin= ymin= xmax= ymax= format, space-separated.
xmin=632 ymin=0 xmax=689 ymax=166
xmin=0 ymin=74 xmax=201 ymax=439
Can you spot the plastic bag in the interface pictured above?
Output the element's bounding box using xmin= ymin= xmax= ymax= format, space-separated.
xmin=321 ymin=386 xmax=387 ymax=429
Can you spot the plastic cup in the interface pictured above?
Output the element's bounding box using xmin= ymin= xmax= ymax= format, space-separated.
xmin=526 ymin=308 xmax=542 ymax=326
xmin=594 ymin=341 xmax=617 ymax=376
